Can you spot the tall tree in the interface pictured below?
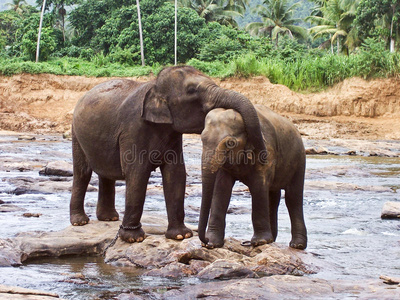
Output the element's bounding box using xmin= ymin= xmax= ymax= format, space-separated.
xmin=35 ymin=0 xmax=77 ymax=43
xmin=246 ymin=0 xmax=307 ymax=47
xmin=6 ymin=0 xmax=28 ymax=15
xmin=36 ymin=0 xmax=46 ymax=62
xmin=356 ymin=0 xmax=400 ymax=52
xmin=136 ymin=0 xmax=145 ymax=65
xmin=306 ymin=0 xmax=360 ymax=54
xmin=179 ymin=0 xmax=248 ymax=27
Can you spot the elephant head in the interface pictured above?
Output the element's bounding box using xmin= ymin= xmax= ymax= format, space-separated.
xmin=141 ymin=66 xmax=266 ymax=155
xmin=198 ymin=109 xmax=251 ymax=246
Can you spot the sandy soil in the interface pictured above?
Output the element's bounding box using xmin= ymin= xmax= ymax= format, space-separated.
xmin=0 ymin=73 xmax=399 ymax=140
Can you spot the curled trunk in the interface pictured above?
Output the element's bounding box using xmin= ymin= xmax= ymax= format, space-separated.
xmin=206 ymin=86 xmax=266 ymax=157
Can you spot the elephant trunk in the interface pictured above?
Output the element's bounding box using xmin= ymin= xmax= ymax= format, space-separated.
xmin=198 ymin=138 xmax=226 ymax=244
xmin=198 ymin=165 xmax=216 ymax=245
xmin=198 ymin=137 xmax=231 ymax=244
xmin=206 ymin=86 xmax=267 ymax=160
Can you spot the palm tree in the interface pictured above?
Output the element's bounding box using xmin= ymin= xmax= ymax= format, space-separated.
xmin=179 ymin=0 xmax=248 ymax=27
xmin=6 ymin=0 xmax=28 ymax=15
xmin=246 ymin=0 xmax=307 ymax=47
xmin=306 ymin=0 xmax=360 ymax=54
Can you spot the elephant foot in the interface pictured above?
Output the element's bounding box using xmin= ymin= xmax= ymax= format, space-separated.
xmin=70 ymin=213 xmax=90 ymax=226
xmin=289 ymin=234 xmax=307 ymax=250
xmin=202 ymin=231 xmax=224 ymax=249
xmin=251 ymin=231 xmax=274 ymax=247
xmin=97 ymin=209 xmax=119 ymax=222
xmin=165 ymin=225 xmax=193 ymax=240
xmin=119 ymin=226 xmax=146 ymax=243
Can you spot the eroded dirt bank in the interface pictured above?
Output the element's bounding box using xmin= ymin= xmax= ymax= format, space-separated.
xmin=0 ymin=73 xmax=400 ymax=140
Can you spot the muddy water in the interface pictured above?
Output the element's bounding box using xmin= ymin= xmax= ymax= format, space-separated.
xmin=0 ymin=134 xmax=399 ymax=299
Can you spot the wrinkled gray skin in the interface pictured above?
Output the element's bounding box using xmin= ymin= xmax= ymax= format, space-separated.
xmin=199 ymin=105 xmax=307 ymax=249
xmin=70 ymin=66 xmax=267 ymax=243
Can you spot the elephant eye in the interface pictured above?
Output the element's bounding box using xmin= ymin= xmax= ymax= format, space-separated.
xmin=187 ymin=86 xmax=197 ymax=94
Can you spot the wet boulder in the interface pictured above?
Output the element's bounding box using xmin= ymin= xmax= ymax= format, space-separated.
xmin=305 ymin=146 xmax=329 ymax=155
xmin=381 ymin=202 xmax=400 ymax=219
xmin=197 ymin=259 xmax=257 ymax=279
xmin=104 ymin=236 xmax=315 ymax=279
xmin=39 ymin=161 xmax=73 ymax=177
xmin=0 ymin=239 xmax=21 ymax=267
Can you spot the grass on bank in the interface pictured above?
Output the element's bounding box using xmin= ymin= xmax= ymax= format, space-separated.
xmin=1 ymin=48 xmax=400 ymax=92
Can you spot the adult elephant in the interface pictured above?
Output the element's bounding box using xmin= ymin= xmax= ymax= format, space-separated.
xmin=199 ymin=105 xmax=307 ymax=249
xmin=70 ymin=66 xmax=267 ymax=243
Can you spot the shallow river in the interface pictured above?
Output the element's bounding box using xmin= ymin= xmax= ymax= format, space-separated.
xmin=0 ymin=134 xmax=399 ymax=299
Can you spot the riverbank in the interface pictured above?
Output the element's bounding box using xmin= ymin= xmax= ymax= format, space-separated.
xmin=1 ymin=74 xmax=400 ymax=140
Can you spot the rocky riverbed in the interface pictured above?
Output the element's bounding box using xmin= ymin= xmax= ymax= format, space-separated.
xmin=0 ymin=131 xmax=400 ymax=299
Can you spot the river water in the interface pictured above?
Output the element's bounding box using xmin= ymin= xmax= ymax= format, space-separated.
xmin=0 ymin=134 xmax=399 ymax=299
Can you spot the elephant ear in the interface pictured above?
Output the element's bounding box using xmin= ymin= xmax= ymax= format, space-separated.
xmin=141 ymin=87 xmax=173 ymax=124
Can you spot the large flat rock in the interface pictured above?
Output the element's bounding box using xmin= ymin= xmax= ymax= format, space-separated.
xmin=0 ymin=285 xmax=62 ymax=300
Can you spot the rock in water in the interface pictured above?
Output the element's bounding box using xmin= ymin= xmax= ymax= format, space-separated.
xmin=39 ymin=161 xmax=73 ymax=177
xmin=381 ymin=202 xmax=400 ymax=219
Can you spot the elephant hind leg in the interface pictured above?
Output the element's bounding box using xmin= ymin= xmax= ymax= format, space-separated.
xmin=285 ymin=168 xmax=307 ymax=249
xmin=269 ymin=190 xmax=281 ymax=241
xmin=70 ymin=130 xmax=92 ymax=226
xmin=97 ymin=177 xmax=119 ymax=221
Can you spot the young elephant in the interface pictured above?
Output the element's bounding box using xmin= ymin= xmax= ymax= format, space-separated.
xmin=199 ymin=105 xmax=307 ymax=249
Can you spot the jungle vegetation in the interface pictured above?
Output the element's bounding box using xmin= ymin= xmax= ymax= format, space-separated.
xmin=1 ymin=0 xmax=400 ymax=91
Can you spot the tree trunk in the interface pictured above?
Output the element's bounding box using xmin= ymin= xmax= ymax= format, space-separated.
xmin=62 ymin=5 xmax=66 ymax=44
xmin=36 ymin=0 xmax=47 ymax=63
xmin=337 ymin=36 xmax=340 ymax=55
xmin=174 ymin=0 xmax=177 ymax=65
xmin=390 ymin=4 xmax=396 ymax=53
xmin=136 ymin=0 xmax=145 ymax=66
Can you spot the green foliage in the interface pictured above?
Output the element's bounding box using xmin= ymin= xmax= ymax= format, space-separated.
xmin=0 ymin=10 xmax=21 ymax=49
xmin=0 ymin=56 xmax=154 ymax=77
xmin=355 ymin=0 xmax=400 ymax=50
xmin=198 ymin=22 xmax=273 ymax=62
xmin=71 ymin=0 xmax=208 ymax=65
xmin=306 ymin=0 xmax=361 ymax=53
xmin=246 ymin=0 xmax=308 ymax=46
xmin=1 ymin=0 xmax=400 ymax=94
xmin=22 ymin=27 xmax=57 ymax=61
xmin=179 ymin=0 xmax=247 ymax=27
xmin=187 ymin=58 xmax=235 ymax=77
xmin=356 ymin=37 xmax=400 ymax=77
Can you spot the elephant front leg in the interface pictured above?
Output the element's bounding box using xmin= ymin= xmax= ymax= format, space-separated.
xmin=249 ymin=178 xmax=274 ymax=246
xmin=161 ymin=160 xmax=193 ymax=240
xmin=119 ymin=167 xmax=152 ymax=243
xmin=204 ymin=169 xmax=235 ymax=248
